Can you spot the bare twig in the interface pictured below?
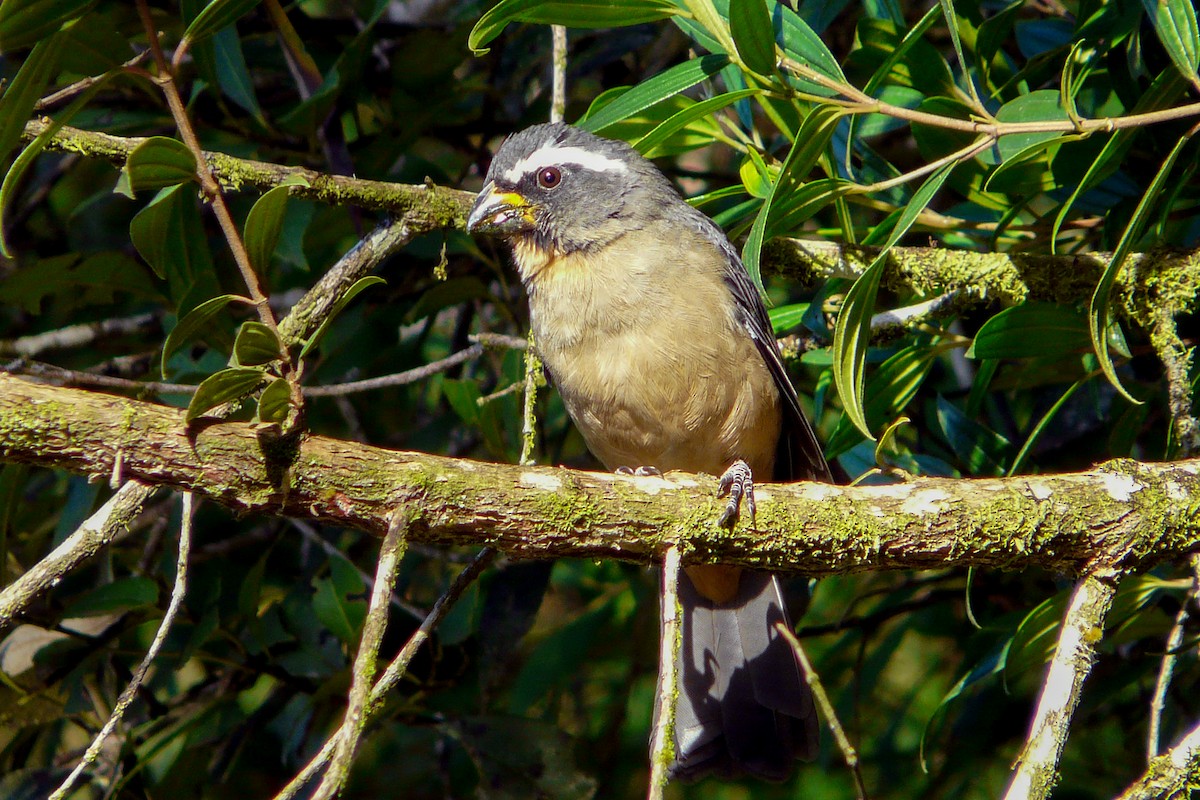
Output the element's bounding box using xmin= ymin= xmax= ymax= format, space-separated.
xmin=48 ymin=490 xmax=194 ymax=800
xmin=1003 ymin=570 xmax=1120 ymax=800
xmin=312 ymin=510 xmax=410 ymax=800
xmin=273 ymin=547 xmax=497 ymax=800
xmin=0 ymin=480 xmax=157 ymax=627
xmin=0 ymin=313 xmax=158 ymax=358
xmin=5 ymin=360 xmax=195 ymax=395
xmin=1117 ymin=716 xmax=1200 ymax=800
xmin=550 ymin=26 xmax=567 ymax=125
xmin=34 ymin=51 xmax=152 ymax=111
xmin=778 ymin=622 xmax=869 ymax=800
xmin=1147 ymin=554 xmax=1200 ymax=761
xmin=304 ymin=344 xmax=484 ymax=397
xmin=648 ymin=543 xmax=681 ymax=799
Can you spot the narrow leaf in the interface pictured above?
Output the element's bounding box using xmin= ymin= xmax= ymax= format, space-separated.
xmin=0 ymin=0 xmax=92 ymax=51
xmin=578 ymin=54 xmax=731 ymax=133
xmin=728 ymin=0 xmax=775 ymax=75
xmin=469 ymin=0 xmax=677 ymax=55
xmin=162 ymin=294 xmax=252 ymax=378
xmin=186 ymin=367 xmax=266 ymax=422
xmin=832 ymin=162 xmax=953 ymax=439
xmin=1141 ymin=0 xmax=1200 ymax=88
xmin=633 ymin=88 xmax=758 ymax=156
xmin=299 ymin=276 xmax=386 ymax=359
xmin=182 ymin=0 xmax=262 ymax=45
xmin=0 ymin=33 xmax=64 ymax=170
xmin=1089 ymin=128 xmax=1195 ymax=403
xmin=967 ymin=303 xmax=1090 ymax=360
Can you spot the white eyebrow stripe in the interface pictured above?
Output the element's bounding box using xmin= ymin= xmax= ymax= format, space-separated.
xmin=502 ymin=145 xmax=629 ymax=183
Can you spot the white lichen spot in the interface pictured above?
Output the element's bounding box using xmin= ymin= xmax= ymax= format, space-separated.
xmin=1099 ymin=472 xmax=1141 ymax=502
xmin=520 ymin=472 xmax=563 ymax=492
xmin=1165 ymin=481 xmax=1186 ymax=500
xmin=629 ymin=474 xmax=673 ymax=494
xmin=800 ymin=483 xmax=841 ymax=501
xmin=900 ymin=488 xmax=950 ymax=516
xmin=1028 ymin=482 xmax=1053 ymax=501
xmin=868 ymin=505 xmax=886 ymax=517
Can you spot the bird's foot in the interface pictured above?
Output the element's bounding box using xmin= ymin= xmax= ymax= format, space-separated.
xmin=717 ymin=459 xmax=756 ymax=529
xmin=616 ymin=465 xmax=663 ymax=477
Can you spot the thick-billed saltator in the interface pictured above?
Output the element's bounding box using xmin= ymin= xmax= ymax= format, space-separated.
xmin=467 ymin=122 xmax=832 ymax=782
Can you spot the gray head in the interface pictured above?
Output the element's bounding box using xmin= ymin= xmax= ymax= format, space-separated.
xmin=467 ymin=122 xmax=678 ymax=255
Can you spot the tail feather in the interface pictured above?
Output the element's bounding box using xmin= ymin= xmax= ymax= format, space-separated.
xmin=666 ymin=571 xmax=818 ymax=782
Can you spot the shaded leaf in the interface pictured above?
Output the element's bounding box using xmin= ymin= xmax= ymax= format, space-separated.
xmin=446 ymin=716 xmax=597 ymax=800
xmin=299 ymin=275 xmax=386 ymax=360
xmin=967 ymin=303 xmax=1091 ymax=360
xmin=0 ymin=32 xmax=64 ymax=175
xmin=935 ymin=395 xmax=1012 ymax=476
xmin=182 ymin=0 xmax=262 ymax=45
xmin=311 ymin=576 xmax=365 ymax=645
xmin=256 ymin=378 xmax=292 ymax=424
xmin=64 ymin=577 xmax=158 ymax=617
xmin=161 ymin=294 xmax=251 ymax=378
xmin=244 ymin=185 xmax=291 ymax=272
xmin=0 ymin=0 xmax=88 ymax=52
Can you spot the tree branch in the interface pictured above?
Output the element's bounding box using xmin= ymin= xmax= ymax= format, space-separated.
xmin=2 ymin=374 xmax=1198 ymax=576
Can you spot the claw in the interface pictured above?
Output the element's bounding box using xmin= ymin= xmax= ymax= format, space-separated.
xmin=716 ymin=459 xmax=756 ymax=529
xmin=616 ymin=465 xmax=663 ymax=477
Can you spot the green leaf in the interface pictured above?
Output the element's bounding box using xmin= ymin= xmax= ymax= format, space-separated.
xmin=181 ymin=0 xmax=262 ymax=45
xmin=121 ymin=137 xmax=197 ymax=195
xmin=469 ymin=0 xmax=677 ymax=54
xmin=64 ymin=577 xmax=159 ymax=617
xmin=1008 ymin=376 xmax=1088 ymax=475
xmin=826 ymin=345 xmax=937 ymax=458
xmin=994 ymin=90 xmax=1067 ymax=162
xmin=742 ymin=105 xmax=846 ymax=289
xmin=244 ymin=185 xmax=291 ymax=272
xmin=298 ymin=275 xmax=386 ymax=359
xmin=967 ymin=303 xmax=1091 ymax=360
xmin=0 ymin=0 xmax=91 ymax=52
xmin=935 ymin=0 xmax=985 ymax=109
xmin=311 ymin=576 xmax=365 ymax=645
xmin=1 ymin=74 xmax=108 ymax=257
xmin=832 ymin=162 xmax=953 ymax=439
xmin=1141 ymin=0 xmax=1200 ymax=87
xmin=0 ymin=32 xmax=64 ymax=172
xmin=768 ymin=302 xmax=809 ymax=334
xmin=633 ymin=88 xmax=758 ymax=156
xmin=233 ymin=321 xmax=282 ymax=366
xmin=728 ymin=0 xmax=775 ymax=75
xmin=776 ymin=2 xmax=846 ymax=88
xmin=1090 ymin=128 xmax=1196 ymax=404
xmin=935 ymin=395 xmax=1011 ymax=476
xmin=186 ymin=367 xmax=266 ymax=422
xmin=256 ymin=378 xmax=292 ymax=424
xmin=577 ymin=54 xmax=731 ymax=133
xmin=161 ymin=294 xmax=251 ymax=378
xmin=920 ymin=641 xmax=1009 ymax=771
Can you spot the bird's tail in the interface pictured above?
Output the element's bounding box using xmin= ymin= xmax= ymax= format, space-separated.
xmin=664 ymin=571 xmax=818 ymax=782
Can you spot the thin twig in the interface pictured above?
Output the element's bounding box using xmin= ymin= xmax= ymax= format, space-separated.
xmin=34 ymin=51 xmax=152 ymax=111
xmin=304 ymin=344 xmax=483 ymax=397
xmin=1003 ymin=570 xmax=1120 ymax=800
xmin=5 ymin=361 xmax=195 ymax=395
xmin=312 ymin=510 xmax=410 ymax=800
xmin=0 ymin=481 xmax=157 ymax=627
xmin=647 ymin=543 xmax=681 ymax=799
xmin=777 ymin=622 xmax=869 ymax=800
xmin=48 ymin=491 xmax=194 ymax=800
xmin=1116 ymin=715 xmax=1200 ymax=800
xmin=0 ymin=313 xmax=158 ymax=358
xmin=272 ymin=547 xmax=497 ymax=800
xmin=550 ymin=26 xmax=567 ymax=125
xmin=1147 ymin=554 xmax=1200 ymax=761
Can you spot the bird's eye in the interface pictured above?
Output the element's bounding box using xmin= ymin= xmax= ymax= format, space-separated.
xmin=537 ymin=167 xmax=562 ymax=189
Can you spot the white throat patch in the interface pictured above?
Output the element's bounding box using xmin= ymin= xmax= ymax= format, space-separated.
xmin=502 ymin=144 xmax=629 ymax=184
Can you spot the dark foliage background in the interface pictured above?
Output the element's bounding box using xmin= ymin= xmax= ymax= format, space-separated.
xmin=1 ymin=0 xmax=1199 ymax=798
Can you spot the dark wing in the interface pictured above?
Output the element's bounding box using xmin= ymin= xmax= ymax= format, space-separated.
xmin=691 ymin=214 xmax=832 ymax=484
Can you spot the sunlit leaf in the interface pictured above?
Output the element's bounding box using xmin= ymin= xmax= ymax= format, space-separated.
xmin=182 ymin=0 xmax=262 ymax=45
xmin=967 ymin=303 xmax=1091 ymax=360
xmin=1141 ymin=0 xmax=1200 ymax=88
xmin=469 ymin=0 xmax=677 ymax=54
xmin=578 ymin=54 xmax=731 ymax=133
xmin=121 ymin=137 xmax=198 ymax=195
xmin=256 ymin=378 xmax=292 ymax=424
xmin=161 ymin=294 xmax=252 ymax=378
xmin=299 ymin=276 xmax=386 ymax=360
xmin=728 ymin=0 xmax=775 ymax=75
xmin=244 ymin=185 xmax=292 ymax=272
xmin=233 ymin=321 xmax=282 ymax=366
xmin=186 ymin=367 xmax=266 ymax=421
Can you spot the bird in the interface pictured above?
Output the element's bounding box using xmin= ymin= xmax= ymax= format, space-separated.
xmin=466 ymin=122 xmax=832 ymax=782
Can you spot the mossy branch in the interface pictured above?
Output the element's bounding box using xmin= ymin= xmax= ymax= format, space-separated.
xmin=2 ymin=373 xmax=1198 ymax=576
